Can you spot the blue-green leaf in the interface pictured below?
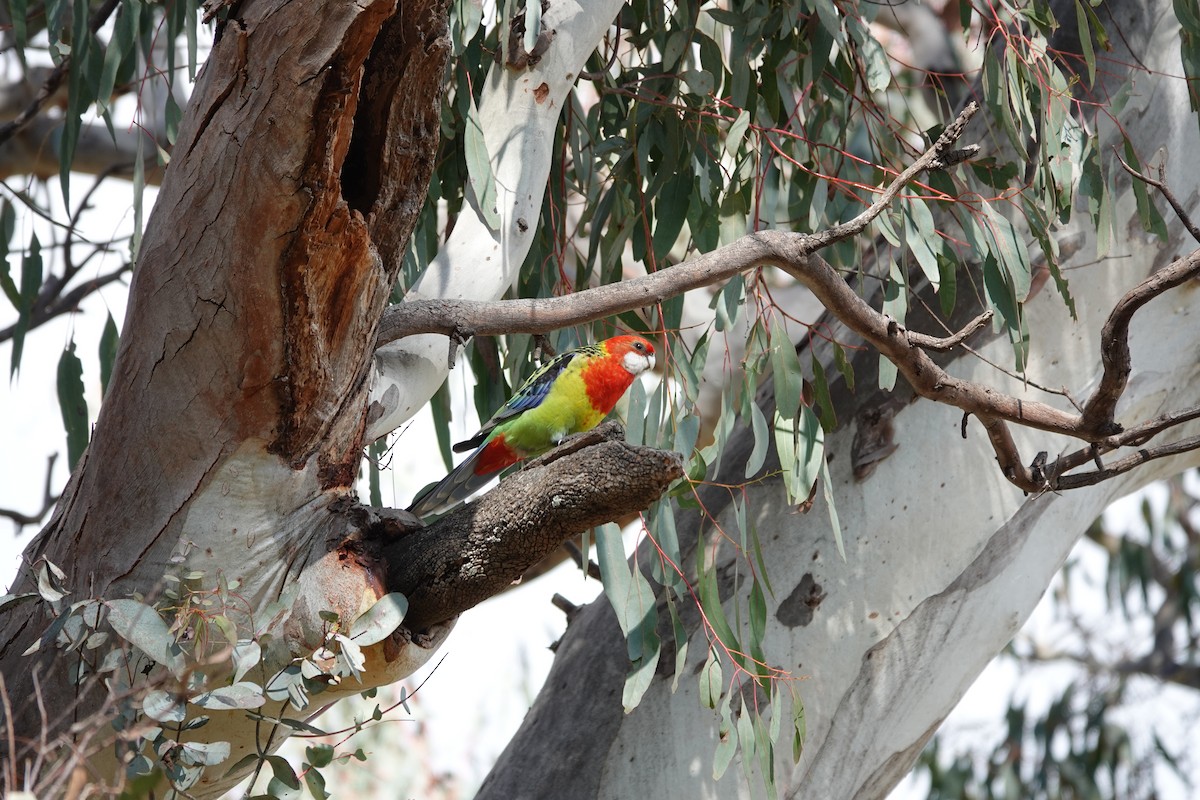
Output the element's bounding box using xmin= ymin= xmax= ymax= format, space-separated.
xmin=231 ymin=639 xmax=261 ymax=682
xmin=57 ymin=341 xmax=89 ymax=469
xmin=349 ymin=593 xmax=408 ymax=646
xmin=99 ymin=312 xmax=119 ymax=398
xmin=745 ymin=401 xmax=770 ymax=479
xmin=774 ymin=405 xmax=824 ymax=507
xmin=165 ymin=93 xmax=182 ymax=146
xmin=0 ymin=201 xmax=18 ymax=307
xmin=698 ymin=562 xmax=745 ymax=672
xmin=978 ymin=201 xmax=1032 ymax=303
xmin=306 ymin=743 xmax=335 ymax=770
xmin=770 ymin=319 xmax=803 ymax=420
xmin=652 ymin=173 xmax=692 ymax=262
xmin=11 ymin=233 xmax=42 ymax=376
xmin=700 ymin=646 xmax=722 ymax=710
xmin=463 ymin=93 xmax=499 ymax=230
xmin=305 ymin=765 xmax=330 ymax=800
xmin=792 ymin=687 xmax=807 ymax=761
xmin=179 ymin=740 xmax=230 ymax=768
xmin=96 ymin=0 xmax=140 ymax=115
xmin=595 ymin=524 xmax=660 ymax=711
xmin=142 ymin=689 xmax=186 ymax=723
xmin=190 ymin=682 xmax=265 ymax=710
xmin=820 ymin=453 xmax=845 ymax=561
xmin=1123 ymin=140 xmax=1169 ymax=240
xmin=666 ymin=594 xmax=688 ymax=693
xmin=904 ymin=199 xmax=941 ymax=289
xmin=847 ymin=16 xmax=891 ymax=93
xmin=674 ymin=413 xmax=700 ymax=460
xmin=106 ymin=599 xmax=185 ymax=677
xmin=713 ymin=694 xmax=737 ymax=779
xmin=267 ymin=754 xmax=300 ymax=789
xmin=624 ymin=377 xmax=646 ymax=445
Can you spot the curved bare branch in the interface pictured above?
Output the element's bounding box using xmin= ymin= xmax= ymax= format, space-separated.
xmin=377 ymin=96 xmax=1200 ymax=496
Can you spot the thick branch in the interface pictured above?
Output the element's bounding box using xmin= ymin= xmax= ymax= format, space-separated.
xmin=0 ymin=115 xmax=163 ymax=183
xmin=375 ymin=101 xmax=1093 ymax=441
xmin=378 ymin=96 xmax=1200 ymax=494
xmin=384 ymin=422 xmax=683 ymax=632
xmin=0 ymin=454 xmax=58 ymax=526
xmin=383 ymin=234 xmax=1084 ymax=439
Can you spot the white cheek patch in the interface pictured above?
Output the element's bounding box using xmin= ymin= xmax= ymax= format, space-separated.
xmin=623 ymin=351 xmax=655 ymax=375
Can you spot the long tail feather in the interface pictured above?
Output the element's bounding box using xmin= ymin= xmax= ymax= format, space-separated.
xmin=407 ymin=448 xmax=495 ymax=518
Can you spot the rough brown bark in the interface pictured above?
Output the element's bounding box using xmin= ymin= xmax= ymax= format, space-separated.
xmin=388 ymin=422 xmax=685 ymax=632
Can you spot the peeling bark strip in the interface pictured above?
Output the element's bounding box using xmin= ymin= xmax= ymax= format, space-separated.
xmin=385 ymin=423 xmax=685 ymax=632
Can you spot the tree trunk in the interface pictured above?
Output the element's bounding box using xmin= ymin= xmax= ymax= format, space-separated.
xmin=0 ymin=0 xmax=454 ymax=792
xmin=477 ymin=1 xmax=1200 ymax=797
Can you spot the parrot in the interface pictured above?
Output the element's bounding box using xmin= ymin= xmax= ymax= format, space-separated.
xmin=407 ymin=334 xmax=657 ymax=518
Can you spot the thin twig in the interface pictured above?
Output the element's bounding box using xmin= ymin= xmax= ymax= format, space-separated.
xmin=1048 ymin=404 xmax=1200 ymax=482
xmin=908 ymin=290 xmax=1079 ymax=401
xmin=1050 ymin=435 xmax=1200 ymax=490
xmin=0 ymin=454 xmax=59 ymax=526
xmin=0 ymin=263 xmax=131 ymax=344
xmin=61 ymin=165 xmax=126 ymax=290
xmin=906 ymin=310 xmax=993 ymax=351
xmin=578 ymin=17 xmax=622 ymax=81
xmin=1113 ymin=151 xmax=1200 ymax=245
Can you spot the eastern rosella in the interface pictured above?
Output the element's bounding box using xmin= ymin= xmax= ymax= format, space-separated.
xmin=408 ymin=335 xmax=656 ymax=518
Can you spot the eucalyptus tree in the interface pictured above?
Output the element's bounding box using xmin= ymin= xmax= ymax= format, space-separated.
xmin=1 ymin=0 xmax=1199 ymax=797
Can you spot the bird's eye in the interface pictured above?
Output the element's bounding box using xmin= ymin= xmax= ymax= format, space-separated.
xmin=634 ymin=342 xmax=645 ymax=351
